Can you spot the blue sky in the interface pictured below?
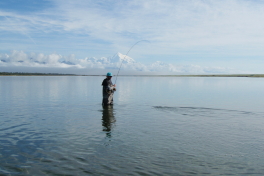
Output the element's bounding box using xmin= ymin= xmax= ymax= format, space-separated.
xmin=1 ymin=0 xmax=264 ymax=74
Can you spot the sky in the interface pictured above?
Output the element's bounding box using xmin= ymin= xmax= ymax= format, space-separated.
xmin=1 ymin=0 xmax=264 ymax=74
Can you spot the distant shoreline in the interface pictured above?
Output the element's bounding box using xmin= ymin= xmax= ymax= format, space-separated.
xmin=1 ymin=72 xmax=264 ymax=77
xmin=0 ymin=72 xmax=76 ymax=76
xmin=127 ymin=74 xmax=264 ymax=78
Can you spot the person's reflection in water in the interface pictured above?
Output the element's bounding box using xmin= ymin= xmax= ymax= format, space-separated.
xmin=102 ymin=105 xmax=116 ymax=138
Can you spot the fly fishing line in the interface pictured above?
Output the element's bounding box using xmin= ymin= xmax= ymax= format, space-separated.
xmin=114 ymin=40 xmax=149 ymax=85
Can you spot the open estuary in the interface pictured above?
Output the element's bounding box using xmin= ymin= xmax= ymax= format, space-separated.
xmin=1 ymin=76 xmax=264 ymax=175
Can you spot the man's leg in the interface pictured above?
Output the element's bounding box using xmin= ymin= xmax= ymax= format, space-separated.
xmin=108 ymin=93 xmax=113 ymax=105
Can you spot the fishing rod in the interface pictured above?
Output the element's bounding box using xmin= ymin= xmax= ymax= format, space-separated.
xmin=114 ymin=40 xmax=149 ymax=85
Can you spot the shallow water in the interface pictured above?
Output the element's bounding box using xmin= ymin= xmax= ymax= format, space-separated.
xmin=1 ymin=76 xmax=264 ymax=175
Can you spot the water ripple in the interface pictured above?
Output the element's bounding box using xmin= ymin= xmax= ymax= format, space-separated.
xmin=153 ymin=106 xmax=262 ymax=117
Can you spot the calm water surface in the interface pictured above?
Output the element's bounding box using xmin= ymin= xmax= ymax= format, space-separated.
xmin=1 ymin=76 xmax=264 ymax=175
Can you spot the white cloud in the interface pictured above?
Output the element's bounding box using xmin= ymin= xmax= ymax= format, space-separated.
xmin=0 ymin=51 xmax=238 ymax=74
xmin=2 ymin=0 xmax=264 ymax=52
xmin=57 ymin=0 xmax=264 ymax=44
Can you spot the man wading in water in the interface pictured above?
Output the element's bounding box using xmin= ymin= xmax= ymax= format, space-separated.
xmin=102 ymin=72 xmax=116 ymax=105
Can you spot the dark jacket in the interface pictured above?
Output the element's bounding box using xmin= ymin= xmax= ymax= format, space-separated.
xmin=102 ymin=78 xmax=115 ymax=105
